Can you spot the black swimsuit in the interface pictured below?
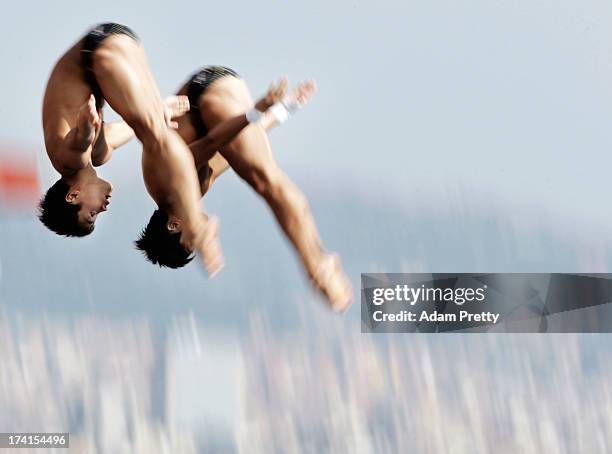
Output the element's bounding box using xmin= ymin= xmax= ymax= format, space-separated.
xmin=185 ymin=66 xmax=240 ymax=190
xmin=185 ymin=66 xmax=240 ymax=136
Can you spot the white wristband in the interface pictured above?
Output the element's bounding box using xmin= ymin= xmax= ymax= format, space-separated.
xmin=281 ymin=96 xmax=303 ymax=115
xmin=269 ymin=103 xmax=289 ymax=124
xmin=246 ymin=108 xmax=263 ymax=123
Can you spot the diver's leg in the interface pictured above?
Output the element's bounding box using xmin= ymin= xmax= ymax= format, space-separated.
xmin=91 ymin=35 xmax=223 ymax=275
xmin=198 ymin=76 xmax=352 ymax=310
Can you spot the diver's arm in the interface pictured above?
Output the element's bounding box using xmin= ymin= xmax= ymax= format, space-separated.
xmin=190 ymin=79 xmax=316 ymax=168
xmin=91 ymin=121 xmax=135 ymax=166
xmin=65 ymin=94 xmax=100 ymax=152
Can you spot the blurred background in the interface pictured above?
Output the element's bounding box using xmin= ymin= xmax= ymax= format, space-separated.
xmin=2 ymin=0 xmax=612 ymax=452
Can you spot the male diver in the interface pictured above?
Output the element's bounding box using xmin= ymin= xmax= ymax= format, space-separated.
xmin=136 ymin=67 xmax=353 ymax=312
xmin=40 ymin=23 xmax=222 ymax=274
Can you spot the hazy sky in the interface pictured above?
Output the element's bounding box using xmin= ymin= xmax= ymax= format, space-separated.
xmin=2 ymin=0 xmax=612 ymax=326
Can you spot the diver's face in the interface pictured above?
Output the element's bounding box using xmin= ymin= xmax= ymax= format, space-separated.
xmin=66 ymin=179 xmax=113 ymax=227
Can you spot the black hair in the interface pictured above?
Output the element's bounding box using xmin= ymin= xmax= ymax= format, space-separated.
xmin=135 ymin=209 xmax=194 ymax=268
xmin=38 ymin=179 xmax=94 ymax=237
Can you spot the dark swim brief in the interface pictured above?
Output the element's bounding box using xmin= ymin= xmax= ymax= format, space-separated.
xmin=186 ymin=66 xmax=240 ymax=136
xmin=81 ymin=23 xmax=140 ymax=109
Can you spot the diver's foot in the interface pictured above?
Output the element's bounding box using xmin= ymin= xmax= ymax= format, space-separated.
xmin=310 ymin=253 xmax=353 ymax=313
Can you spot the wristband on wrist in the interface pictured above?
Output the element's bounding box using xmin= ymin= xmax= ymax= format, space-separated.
xmin=268 ymin=103 xmax=290 ymax=124
xmin=246 ymin=108 xmax=263 ymax=123
xmin=281 ymin=96 xmax=303 ymax=115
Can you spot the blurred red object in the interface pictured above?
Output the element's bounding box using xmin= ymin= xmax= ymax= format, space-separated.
xmin=0 ymin=148 xmax=40 ymax=212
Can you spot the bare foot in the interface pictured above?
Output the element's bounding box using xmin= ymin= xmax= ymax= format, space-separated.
xmin=311 ymin=253 xmax=353 ymax=313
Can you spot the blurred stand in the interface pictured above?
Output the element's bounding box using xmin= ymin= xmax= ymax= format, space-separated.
xmin=2 ymin=303 xmax=611 ymax=453
xmin=0 ymin=143 xmax=40 ymax=216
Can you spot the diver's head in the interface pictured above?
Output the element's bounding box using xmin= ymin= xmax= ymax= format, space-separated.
xmin=135 ymin=209 xmax=194 ymax=268
xmin=38 ymin=176 xmax=111 ymax=237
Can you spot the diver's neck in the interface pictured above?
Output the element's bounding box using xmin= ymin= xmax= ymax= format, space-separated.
xmin=63 ymin=164 xmax=97 ymax=185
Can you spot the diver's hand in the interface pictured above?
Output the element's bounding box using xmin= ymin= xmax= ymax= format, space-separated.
xmin=255 ymin=77 xmax=288 ymax=112
xmin=163 ymin=95 xmax=190 ymax=129
xmin=75 ymin=94 xmax=102 ymax=146
xmin=284 ymin=79 xmax=317 ymax=109
xmin=185 ymin=216 xmax=225 ymax=277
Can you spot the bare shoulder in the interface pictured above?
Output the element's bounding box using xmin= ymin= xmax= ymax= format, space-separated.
xmin=42 ymin=40 xmax=93 ymax=167
xmin=45 ymin=137 xmax=89 ymax=175
xmin=43 ymin=39 xmax=91 ymax=126
xmin=141 ymin=153 xmax=168 ymax=207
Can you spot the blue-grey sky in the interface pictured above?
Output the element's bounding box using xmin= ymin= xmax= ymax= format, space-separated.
xmin=2 ymin=0 xmax=612 ymax=327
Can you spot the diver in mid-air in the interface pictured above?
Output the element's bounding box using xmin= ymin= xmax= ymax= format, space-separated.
xmin=40 ymin=22 xmax=352 ymax=311
xmin=135 ymin=67 xmax=352 ymax=312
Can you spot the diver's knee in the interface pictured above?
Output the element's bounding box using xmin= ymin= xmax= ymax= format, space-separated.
xmin=135 ymin=119 xmax=170 ymax=147
xmin=252 ymin=169 xmax=304 ymax=208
